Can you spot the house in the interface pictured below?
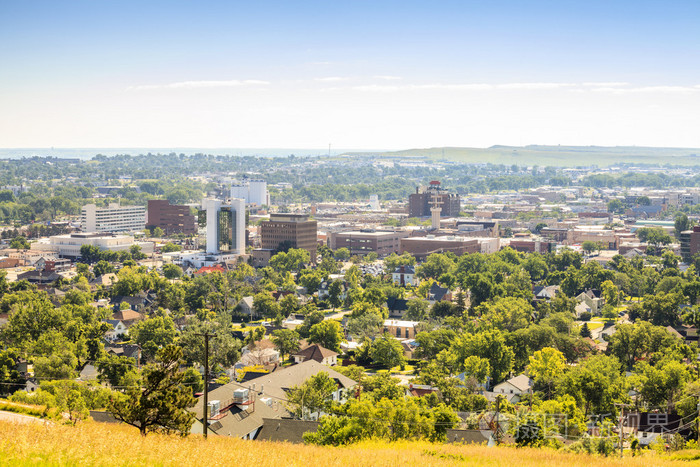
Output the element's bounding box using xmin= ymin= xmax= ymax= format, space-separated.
xmin=383 ymin=319 xmax=419 ymax=340
xmin=392 ymin=265 xmax=418 ymax=287
xmin=239 ymin=340 xmax=280 ymax=367
xmin=386 ymin=297 xmax=410 ymax=319
xmin=406 ymin=383 xmax=440 ymax=398
xmin=105 ymin=344 xmax=141 ymax=365
xmin=237 ymin=296 xmax=257 ymax=319
xmin=318 ymin=280 xmax=347 ymax=302
xmin=256 ymin=418 xmax=319 ymax=443
xmin=533 ymin=285 xmax=559 ymax=301
xmin=427 ymin=282 xmax=452 ymax=303
xmin=576 ymin=289 xmax=604 ymax=315
xmin=293 ymin=344 xmax=338 ymax=366
xmin=194 ymin=264 xmax=227 ymax=275
xmin=112 ymin=308 xmax=144 ymax=326
xmin=104 ymin=320 xmax=129 ymax=342
xmin=491 ymin=374 xmax=533 ymax=403
xmin=190 ymin=360 xmax=357 ymax=438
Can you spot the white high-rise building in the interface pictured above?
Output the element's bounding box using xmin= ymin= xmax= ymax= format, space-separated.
xmin=81 ymin=203 xmax=146 ymax=233
xmin=201 ymin=198 xmax=246 ymax=255
xmin=230 ymin=179 xmax=269 ymax=206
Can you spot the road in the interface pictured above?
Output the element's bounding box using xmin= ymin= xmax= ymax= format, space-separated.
xmin=0 ymin=410 xmax=45 ymax=424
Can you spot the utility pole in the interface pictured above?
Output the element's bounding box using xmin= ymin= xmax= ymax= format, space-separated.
xmin=619 ymin=408 xmax=624 ymax=459
xmin=196 ymin=331 xmax=215 ymax=439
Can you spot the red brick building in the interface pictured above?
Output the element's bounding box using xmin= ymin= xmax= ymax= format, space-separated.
xmin=146 ymin=200 xmax=197 ymax=236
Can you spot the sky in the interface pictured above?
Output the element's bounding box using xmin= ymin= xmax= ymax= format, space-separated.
xmin=2 ymin=0 xmax=700 ymax=150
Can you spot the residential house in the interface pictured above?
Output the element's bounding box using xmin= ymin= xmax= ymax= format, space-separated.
xmin=386 ymin=297 xmax=410 ymax=319
xmin=237 ymin=296 xmax=257 ymax=319
xmin=292 ymin=344 xmax=338 ymax=366
xmin=491 ymin=374 xmax=533 ymax=403
xmin=392 ymin=265 xmax=418 ymax=287
xmin=256 ymin=418 xmax=320 ymax=443
xmin=383 ymin=319 xmax=419 ymax=340
xmin=428 ymin=282 xmax=452 ymax=304
xmin=190 ymin=360 xmax=357 ymax=438
xmin=104 ymin=320 xmax=129 ymax=342
xmin=576 ymin=289 xmax=604 ymax=315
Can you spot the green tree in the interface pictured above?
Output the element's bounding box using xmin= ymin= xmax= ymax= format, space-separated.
xmin=607 ymin=199 xmax=624 ymax=214
xmin=93 ymin=260 xmax=114 ymax=277
xmin=582 ymin=240 xmax=598 ymax=255
xmin=528 ymin=347 xmax=566 ymax=399
xmin=462 ymin=355 xmax=490 ymax=384
xmin=161 ymin=242 xmax=182 ymax=253
xmin=152 ymin=227 xmax=165 ymax=238
xmin=405 ymin=298 xmax=429 ymax=321
xmin=370 ymin=333 xmax=406 ymax=368
xmin=272 ymin=329 xmax=300 ymax=361
xmin=108 ymin=345 xmax=196 ymax=436
xmin=10 ymin=236 xmax=30 ymax=250
xmin=674 ymin=213 xmax=691 ymax=239
xmin=308 ymin=320 xmax=344 ymax=352
xmin=162 ymin=263 xmax=183 ymax=280
xmin=286 ymin=371 xmax=338 ymax=419
xmin=129 ymin=315 xmax=177 ymax=361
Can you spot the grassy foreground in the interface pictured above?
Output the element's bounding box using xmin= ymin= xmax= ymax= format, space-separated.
xmin=0 ymin=418 xmax=694 ymax=467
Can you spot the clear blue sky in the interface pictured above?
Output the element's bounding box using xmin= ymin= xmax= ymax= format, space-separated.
xmin=2 ymin=0 xmax=700 ymax=149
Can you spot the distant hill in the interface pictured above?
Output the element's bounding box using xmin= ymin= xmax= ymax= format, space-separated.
xmin=345 ymin=145 xmax=700 ymax=167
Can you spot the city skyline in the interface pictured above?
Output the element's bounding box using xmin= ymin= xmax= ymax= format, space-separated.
xmin=2 ymin=1 xmax=700 ymax=149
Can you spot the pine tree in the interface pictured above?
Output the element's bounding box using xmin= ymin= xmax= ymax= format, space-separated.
xmin=109 ymin=345 xmax=196 ymax=436
xmin=580 ymin=322 xmax=591 ymax=338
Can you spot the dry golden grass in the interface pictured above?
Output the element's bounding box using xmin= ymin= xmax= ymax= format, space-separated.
xmin=0 ymin=418 xmax=691 ymax=467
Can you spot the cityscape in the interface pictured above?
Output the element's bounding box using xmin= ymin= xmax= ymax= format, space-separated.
xmin=3 ymin=1 xmax=700 ymax=465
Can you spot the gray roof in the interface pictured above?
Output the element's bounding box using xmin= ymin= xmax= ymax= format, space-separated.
xmin=245 ymin=360 xmax=356 ymax=401
xmin=256 ymin=418 xmax=319 ymax=443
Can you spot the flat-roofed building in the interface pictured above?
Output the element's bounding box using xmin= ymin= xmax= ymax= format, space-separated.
xmin=399 ymin=235 xmax=479 ymax=261
xmin=31 ymin=232 xmax=154 ymax=259
xmin=146 ymin=200 xmax=197 ymax=235
xmin=261 ymin=214 xmax=317 ymax=261
xmin=328 ymin=229 xmax=409 ymax=257
xmin=81 ymin=203 xmax=145 ymax=233
xmin=409 ymin=181 xmax=461 ymax=218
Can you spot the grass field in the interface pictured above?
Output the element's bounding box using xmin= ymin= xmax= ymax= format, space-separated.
xmin=0 ymin=417 xmax=695 ymax=466
xmin=346 ymin=145 xmax=700 ymax=167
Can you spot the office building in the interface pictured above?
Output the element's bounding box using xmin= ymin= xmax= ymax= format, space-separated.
xmin=328 ymin=229 xmax=409 ymax=257
xmin=81 ymin=203 xmax=146 ymax=233
xmin=260 ymin=213 xmax=317 ymax=260
xmin=408 ymin=181 xmax=460 ymax=218
xmin=146 ymin=200 xmax=197 ymax=235
xmin=230 ymin=179 xmax=269 ymax=206
xmin=201 ymin=198 xmax=246 ymax=255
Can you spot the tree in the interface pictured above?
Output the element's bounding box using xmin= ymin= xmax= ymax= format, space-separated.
xmin=454 ymin=330 xmax=514 ymax=384
xmin=162 ymin=263 xmax=183 ymax=280
xmin=286 ymin=371 xmax=338 ymax=419
xmin=675 ymin=213 xmax=691 ymax=239
xmin=93 ymin=260 xmax=114 ymax=277
xmin=463 ymin=356 xmax=490 ymax=384
xmin=346 ymin=313 xmax=383 ymax=340
xmin=272 ymin=329 xmax=300 ymax=361
xmin=161 ymin=242 xmax=182 ymax=253
xmin=177 ymin=320 xmax=241 ymax=371
xmin=97 ymin=354 xmax=140 ymax=388
xmin=328 ymin=280 xmax=344 ymax=310
xmin=10 ymin=236 xmax=30 ymax=250
xmin=129 ymin=315 xmax=177 ymax=361
xmin=607 ymin=199 xmax=624 ymax=214
xmin=528 ymin=347 xmax=566 ymax=399
xmin=558 ymin=354 xmax=625 ymax=415
xmin=582 ymin=241 xmax=597 ymax=255
xmin=152 ymin=227 xmax=165 ymax=238
xmin=405 ymin=298 xmax=429 ymax=321
xmin=253 ymin=292 xmax=281 ymax=320
xmin=371 ymin=333 xmax=406 ymax=368
xmin=580 ymin=322 xmax=591 ymax=338
xmin=334 ymin=247 xmax=350 ymax=260
xmin=308 ymin=320 xmax=344 ymax=352
xmin=108 ymin=345 xmax=196 ymax=436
